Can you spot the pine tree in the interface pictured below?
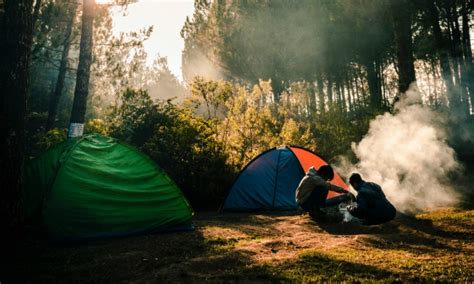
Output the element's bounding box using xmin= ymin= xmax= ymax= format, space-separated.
xmin=0 ymin=0 xmax=34 ymax=252
xmin=69 ymin=0 xmax=95 ymax=137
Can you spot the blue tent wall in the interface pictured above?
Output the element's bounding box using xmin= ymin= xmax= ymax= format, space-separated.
xmin=223 ymin=147 xmax=304 ymax=211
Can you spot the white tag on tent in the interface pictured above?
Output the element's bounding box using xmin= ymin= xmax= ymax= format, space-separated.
xmin=68 ymin=123 xmax=84 ymax=138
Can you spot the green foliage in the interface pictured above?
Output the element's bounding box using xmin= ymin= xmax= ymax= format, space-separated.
xmin=140 ymin=106 xmax=234 ymax=210
xmin=107 ymin=88 xmax=156 ymax=145
xmin=190 ymin=76 xmax=233 ymax=119
xmin=188 ymin=78 xmax=372 ymax=168
xmin=84 ymin=119 xmax=108 ymax=135
xmin=219 ymin=81 xmax=279 ymax=167
xmin=312 ymin=106 xmax=359 ymax=159
xmin=279 ymin=119 xmax=315 ymax=149
xmin=28 ymin=128 xmax=67 ymax=158
xmin=108 ymin=89 xmax=236 ymax=210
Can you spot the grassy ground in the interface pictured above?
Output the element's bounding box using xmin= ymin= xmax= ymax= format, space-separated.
xmin=10 ymin=207 xmax=474 ymax=282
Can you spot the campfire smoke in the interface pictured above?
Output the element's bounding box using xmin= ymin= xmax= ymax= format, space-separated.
xmin=337 ymin=84 xmax=461 ymax=214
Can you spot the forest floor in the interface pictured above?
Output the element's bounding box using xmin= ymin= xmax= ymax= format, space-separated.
xmin=13 ymin=206 xmax=474 ymax=282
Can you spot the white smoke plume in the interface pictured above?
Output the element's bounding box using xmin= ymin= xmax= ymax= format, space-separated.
xmin=337 ymin=84 xmax=461 ymax=214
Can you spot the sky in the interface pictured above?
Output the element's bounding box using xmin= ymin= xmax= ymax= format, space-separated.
xmin=109 ymin=0 xmax=195 ymax=81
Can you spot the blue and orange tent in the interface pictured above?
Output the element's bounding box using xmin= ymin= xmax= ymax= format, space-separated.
xmin=223 ymin=146 xmax=348 ymax=211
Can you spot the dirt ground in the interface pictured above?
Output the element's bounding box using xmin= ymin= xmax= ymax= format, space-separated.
xmin=8 ymin=207 xmax=473 ymax=282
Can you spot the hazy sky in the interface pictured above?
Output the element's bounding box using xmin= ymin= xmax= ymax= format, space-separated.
xmin=110 ymin=0 xmax=195 ymax=81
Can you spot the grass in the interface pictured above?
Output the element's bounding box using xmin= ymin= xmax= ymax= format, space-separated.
xmin=269 ymin=245 xmax=472 ymax=282
xmin=417 ymin=207 xmax=474 ymax=221
xmin=6 ymin=208 xmax=474 ymax=282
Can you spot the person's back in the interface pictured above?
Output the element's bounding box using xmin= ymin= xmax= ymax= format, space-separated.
xmin=295 ymin=167 xmax=327 ymax=205
xmin=357 ymin=182 xmax=396 ymax=225
xmin=348 ymin=174 xmax=396 ymax=225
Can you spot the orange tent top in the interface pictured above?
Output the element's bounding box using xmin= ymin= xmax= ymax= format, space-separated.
xmin=289 ymin=146 xmax=348 ymax=199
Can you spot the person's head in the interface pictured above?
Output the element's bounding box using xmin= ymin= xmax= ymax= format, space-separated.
xmin=318 ymin=165 xmax=334 ymax=181
xmin=349 ymin=173 xmax=363 ymax=191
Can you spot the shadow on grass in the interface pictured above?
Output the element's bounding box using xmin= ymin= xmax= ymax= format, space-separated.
xmin=310 ymin=208 xmax=473 ymax=240
xmin=151 ymin=249 xmax=259 ymax=282
xmin=397 ymin=212 xmax=473 ymax=240
xmin=16 ymin=230 xmax=202 ymax=282
xmin=314 ymin=211 xmax=472 ymax=255
xmin=245 ymin=251 xmax=401 ymax=282
xmin=212 ymin=210 xmax=405 ymax=239
xmin=359 ymin=233 xmax=461 ymax=255
xmin=310 ymin=216 xmax=401 ymax=236
xmin=15 ymin=226 xmax=256 ymax=282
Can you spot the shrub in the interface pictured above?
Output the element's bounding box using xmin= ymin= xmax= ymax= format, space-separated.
xmin=108 ymin=89 xmax=237 ymax=210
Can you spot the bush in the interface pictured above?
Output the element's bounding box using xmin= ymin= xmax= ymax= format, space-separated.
xmin=108 ymin=89 xmax=237 ymax=210
xmin=85 ymin=119 xmax=108 ymax=135
xmin=28 ymin=128 xmax=67 ymax=159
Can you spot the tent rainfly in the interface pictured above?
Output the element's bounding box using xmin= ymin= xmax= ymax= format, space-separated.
xmin=23 ymin=134 xmax=193 ymax=240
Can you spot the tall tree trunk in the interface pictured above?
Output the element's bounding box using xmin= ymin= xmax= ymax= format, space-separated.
xmin=316 ymin=69 xmax=325 ymax=113
xmin=335 ymin=77 xmax=341 ymax=107
xmin=376 ymin=60 xmax=383 ymax=104
xmin=335 ymin=76 xmax=346 ymax=112
xmin=391 ymin=0 xmax=417 ymax=94
xmin=327 ymin=74 xmax=333 ymax=105
xmin=348 ymin=71 xmax=355 ymax=111
xmin=354 ymin=68 xmax=362 ymax=107
xmin=270 ymin=77 xmax=283 ymax=103
xmin=341 ymin=79 xmax=347 ymax=113
xmin=358 ymin=72 xmax=363 ymax=106
xmin=46 ymin=4 xmax=76 ymax=130
xmin=444 ymin=0 xmax=462 ymax=80
xmin=444 ymin=0 xmax=470 ymax=117
xmin=427 ymin=0 xmax=461 ymax=112
xmin=32 ymin=0 xmax=41 ymax=26
xmin=365 ymin=59 xmax=382 ymax=108
xmin=307 ymin=82 xmax=316 ymax=115
xmin=461 ymin=0 xmax=473 ymax=113
xmin=430 ymin=59 xmax=442 ymax=107
xmin=461 ymin=0 xmax=473 ymax=62
xmin=0 ymin=0 xmax=34 ymax=255
xmin=69 ymin=0 xmax=94 ymax=138
xmin=358 ymin=67 xmax=364 ymax=107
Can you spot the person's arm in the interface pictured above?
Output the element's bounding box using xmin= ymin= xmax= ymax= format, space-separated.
xmin=328 ymin=183 xmax=347 ymax=194
xmin=347 ymin=194 xmax=369 ymax=218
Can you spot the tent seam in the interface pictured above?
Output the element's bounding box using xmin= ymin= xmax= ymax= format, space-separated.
xmin=287 ymin=146 xmax=306 ymax=177
xmin=271 ymin=149 xmax=282 ymax=208
xmin=221 ymin=147 xmax=278 ymax=212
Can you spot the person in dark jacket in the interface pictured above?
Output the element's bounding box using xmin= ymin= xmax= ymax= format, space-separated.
xmin=347 ymin=173 xmax=396 ymax=225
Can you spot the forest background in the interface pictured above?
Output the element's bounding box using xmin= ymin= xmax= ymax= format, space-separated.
xmin=2 ymin=0 xmax=474 ymax=214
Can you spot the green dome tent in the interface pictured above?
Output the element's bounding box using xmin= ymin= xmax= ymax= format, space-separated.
xmin=24 ymin=134 xmax=193 ymax=240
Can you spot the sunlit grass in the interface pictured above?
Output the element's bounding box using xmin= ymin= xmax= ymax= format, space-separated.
xmin=244 ymin=244 xmax=473 ymax=282
xmin=417 ymin=208 xmax=474 ymax=221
